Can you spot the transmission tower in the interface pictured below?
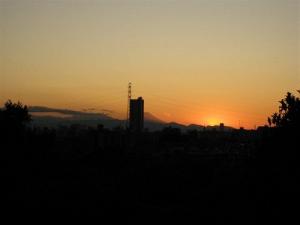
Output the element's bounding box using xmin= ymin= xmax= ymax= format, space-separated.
xmin=126 ymin=82 xmax=132 ymax=128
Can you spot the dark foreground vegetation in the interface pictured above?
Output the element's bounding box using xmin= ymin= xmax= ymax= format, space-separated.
xmin=1 ymin=92 xmax=299 ymax=223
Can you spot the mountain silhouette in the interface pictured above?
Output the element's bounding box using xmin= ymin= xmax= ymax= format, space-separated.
xmin=28 ymin=106 xmax=236 ymax=131
xmin=28 ymin=106 xmax=166 ymax=129
xmin=29 ymin=106 xmax=121 ymax=128
xmin=187 ymin=124 xmax=205 ymax=131
xmin=144 ymin=112 xmax=166 ymax=124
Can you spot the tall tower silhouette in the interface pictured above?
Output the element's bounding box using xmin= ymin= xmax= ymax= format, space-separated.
xmin=126 ymin=82 xmax=132 ymax=129
xmin=129 ymin=97 xmax=144 ymax=132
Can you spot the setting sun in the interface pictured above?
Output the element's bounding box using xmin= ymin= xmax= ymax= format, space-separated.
xmin=206 ymin=118 xmax=220 ymax=126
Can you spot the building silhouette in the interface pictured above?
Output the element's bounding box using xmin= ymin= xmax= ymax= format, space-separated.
xmin=129 ymin=97 xmax=144 ymax=132
xmin=220 ymin=123 xmax=225 ymax=132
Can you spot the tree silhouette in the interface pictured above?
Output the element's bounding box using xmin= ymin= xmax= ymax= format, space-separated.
xmin=268 ymin=92 xmax=300 ymax=129
xmin=0 ymin=100 xmax=31 ymax=130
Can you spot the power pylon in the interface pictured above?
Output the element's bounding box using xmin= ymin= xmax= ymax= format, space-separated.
xmin=126 ymin=82 xmax=132 ymax=128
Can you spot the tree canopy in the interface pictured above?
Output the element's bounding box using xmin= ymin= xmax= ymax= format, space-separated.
xmin=0 ymin=100 xmax=31 ymax=128
xmin=268 ymin=91 xmax=300 ymax=129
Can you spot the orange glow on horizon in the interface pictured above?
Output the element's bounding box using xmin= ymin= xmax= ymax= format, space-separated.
xmin=1 ymin=1 xmax=298 ymax=130
xmin=205 ymin=118 xmax=221 ymax=126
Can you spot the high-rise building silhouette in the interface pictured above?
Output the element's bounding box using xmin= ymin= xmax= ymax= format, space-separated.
xmin=129 ymin=97 xmax=144 ymax=132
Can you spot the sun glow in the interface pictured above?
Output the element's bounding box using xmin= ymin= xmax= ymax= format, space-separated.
xmin=206 ymin=118 xmax=220 ymax=126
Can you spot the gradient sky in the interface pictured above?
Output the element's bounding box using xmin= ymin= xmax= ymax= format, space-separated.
xmin=1 ymin=0 xmax=299 ymax=128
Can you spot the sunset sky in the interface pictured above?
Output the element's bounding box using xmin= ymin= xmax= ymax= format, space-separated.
xmin=1 ymin=0 xmax=299 ymax=128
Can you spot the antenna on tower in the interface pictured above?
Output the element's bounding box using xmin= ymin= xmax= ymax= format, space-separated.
xmin=126 ymin=82 xmax=132 ymax=129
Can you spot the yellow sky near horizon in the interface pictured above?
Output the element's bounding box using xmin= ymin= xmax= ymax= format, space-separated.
xmin=1 ymin=0 xmax=299 ymax=128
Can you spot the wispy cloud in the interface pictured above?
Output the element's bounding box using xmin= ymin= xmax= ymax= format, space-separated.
xmin=29 ymin=106 xmax=113 ymax=120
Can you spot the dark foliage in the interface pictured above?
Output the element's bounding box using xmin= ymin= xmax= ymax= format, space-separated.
xmin=268 ymin=92 xmax=300 ymax=129
xmin=0 ymin=100 xmax=31 ymax=129
xmin=257 ymin=91 xmax=300 ymax=222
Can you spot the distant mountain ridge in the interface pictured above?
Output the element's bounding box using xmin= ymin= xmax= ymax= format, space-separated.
xmin=28 ymin=106 xmax=236 ymax=131
xmin=144 ymin=112 xmax=166 ymax=124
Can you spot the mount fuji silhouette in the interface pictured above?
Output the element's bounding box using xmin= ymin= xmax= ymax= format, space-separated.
xmin=28 ymin=106 xmax=235 ymax=131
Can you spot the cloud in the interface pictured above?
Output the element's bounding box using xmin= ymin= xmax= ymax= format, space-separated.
xmin=28 ymin=106 xmax=113 ymax=120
